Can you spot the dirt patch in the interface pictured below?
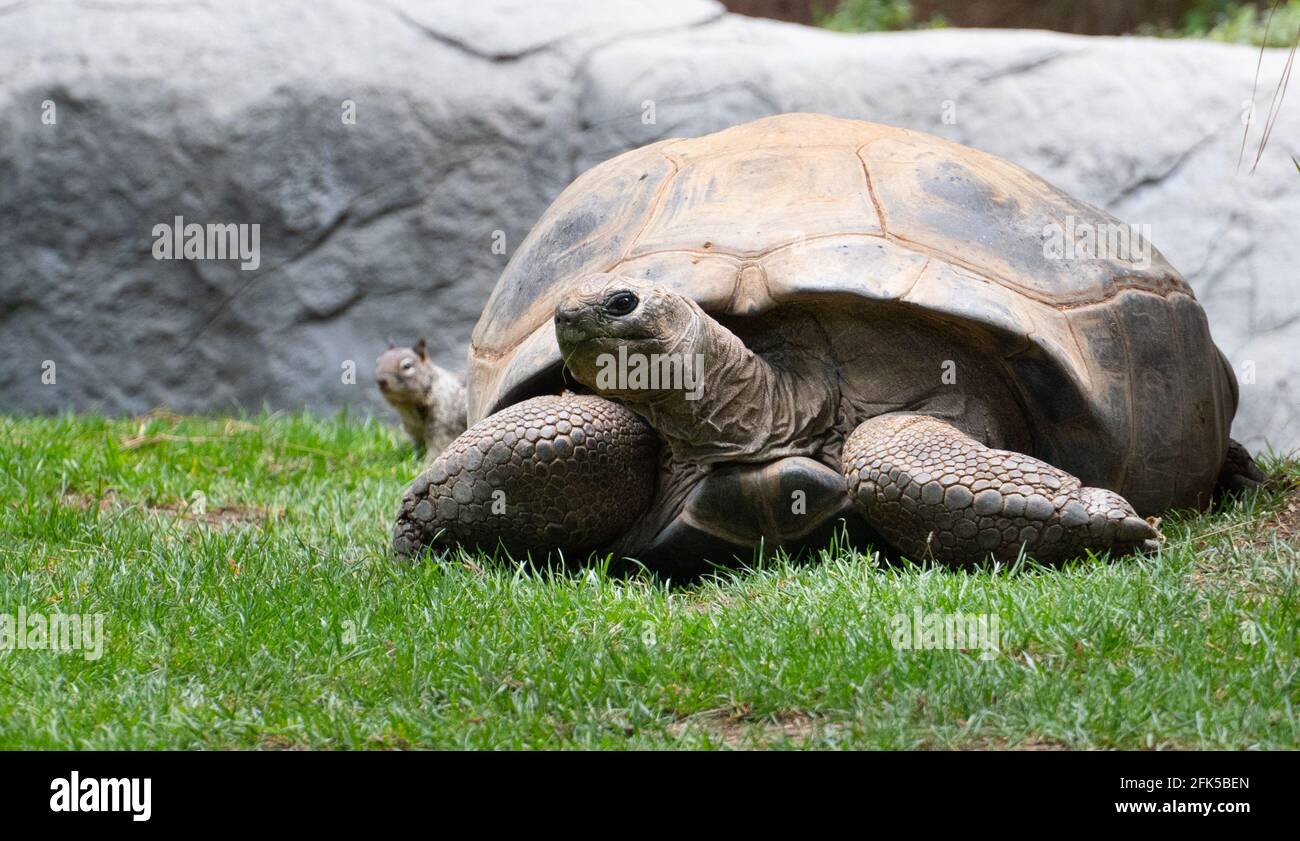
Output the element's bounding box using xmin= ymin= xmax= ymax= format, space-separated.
xmin=1185 ymin=480 xmax=1300 ymax=595
xmin=1243 ymin=483 xmax=1300 ymax=553
xmin=955 ymin=736 xmax=1071 ymax=751
xmin=153 ymin=499 xmax=279 ymax=528
xmin=62 ymin=490 xmax=280 ymax=529
xmin=685 ymin=593 xmax=734 ymax=614
xmin=256 ymin=734 xmax=311 ymax=751
xmin=62 ymin=491 xmax=118 ymax=513
xmin=669 ymin=707 xmax=827 ymax=748
xmin=367 ymin=732 xmax=414 ymax=750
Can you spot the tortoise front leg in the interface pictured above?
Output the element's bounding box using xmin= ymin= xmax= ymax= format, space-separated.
xmin=392 ymin=394 xmax=659 ymax=559
xmin=841 ymin=413 xmax=1159 ymax=566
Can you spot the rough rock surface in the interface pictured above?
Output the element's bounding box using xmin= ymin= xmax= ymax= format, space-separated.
xmin=1 ymin=0 xmax=1295 ymax=453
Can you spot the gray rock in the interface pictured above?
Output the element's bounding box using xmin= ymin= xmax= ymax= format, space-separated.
xmin=0 ymin=0 xmax=1294 ymax=456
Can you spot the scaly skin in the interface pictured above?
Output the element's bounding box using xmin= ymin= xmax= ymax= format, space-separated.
xmin=392 ymin=394 xmax=658 ymax=559
xmin=842 ymin=413 xmax=1160 ymax=565
xmin=1217 ymin=438 xmax=1267 ymax=495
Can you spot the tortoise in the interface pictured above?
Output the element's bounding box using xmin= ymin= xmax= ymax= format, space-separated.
xmin=393 ymin=113 xmax=1263 ymax=571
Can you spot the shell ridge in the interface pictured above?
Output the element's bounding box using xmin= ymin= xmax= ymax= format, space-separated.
xmin=887 ymin=233 xmax=1190 ymax=309
xmin=612 ymin=149 xmax=682 ymax=268
xmin=856 ymin=143 xmax=888 ymax=238
xmin=1112 ymin=304 xmax=1136 ymax=492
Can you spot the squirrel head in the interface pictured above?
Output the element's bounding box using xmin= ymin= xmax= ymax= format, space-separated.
xmin=375 ymin=338 xmax=436 ymax=407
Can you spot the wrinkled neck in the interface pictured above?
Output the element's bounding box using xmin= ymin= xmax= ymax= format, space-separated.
xmin=618 ymin=306 xmax=836 ymax=464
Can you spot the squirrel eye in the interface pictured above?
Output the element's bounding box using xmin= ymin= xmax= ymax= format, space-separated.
xmin=401 ymin=359 xmax=414 ymax=370
xmin=605 ymin=291 xmax=639 ymax=317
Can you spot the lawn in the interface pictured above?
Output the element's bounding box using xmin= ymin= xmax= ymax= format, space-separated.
xmin=0 ymin=412 xmax=1296 ymax=749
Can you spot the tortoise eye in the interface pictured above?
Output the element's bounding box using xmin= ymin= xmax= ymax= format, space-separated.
xmin=605 ymin=291 xmax=639 ymax=317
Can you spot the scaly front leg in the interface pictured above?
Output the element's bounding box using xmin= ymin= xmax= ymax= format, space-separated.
xmin=393 ymin=394 xmax=659 ymax=559
xmin=841 ymin=413 xmax=1159 ymax=565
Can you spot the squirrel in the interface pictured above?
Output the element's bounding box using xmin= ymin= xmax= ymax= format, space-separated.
xmin=375 ymin=338 xmax=468 ymax=458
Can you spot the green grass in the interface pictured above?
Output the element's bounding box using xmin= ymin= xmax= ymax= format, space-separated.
xmin=0 ymin=412 xmax=1296 ymax=749
xmin=815 ymin=0 xmax=946 ymax=33
xmin=1161 ymin=1 xmax=1300 ymax=48
xmin=815 ymin=0 xmax=1300 ymax=46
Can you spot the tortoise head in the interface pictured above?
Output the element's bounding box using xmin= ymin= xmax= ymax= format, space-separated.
xmin=554 ymin=274 xmax=706 ymax=396
xmin=553 ymin=273 xmax=829 ymax=461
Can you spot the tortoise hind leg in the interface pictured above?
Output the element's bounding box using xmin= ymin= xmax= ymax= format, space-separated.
xmin=392 ymin=394 xmax=659 ymax=560
xmin=1216 ymin=438 xmax=1267 ymax=496
xmin=841 ymin=413 xmax=1159 ymax=566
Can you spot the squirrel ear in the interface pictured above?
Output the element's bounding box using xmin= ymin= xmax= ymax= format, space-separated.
xmin=413 ymin=338 xmax=428 ymax=359
xmin=386 ymin=335 xmax=396 ymax=349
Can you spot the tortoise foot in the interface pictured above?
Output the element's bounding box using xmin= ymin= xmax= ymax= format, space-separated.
xmin=1216 ymin=438 xmax=1267 ymax=497
xmin=841 ymin=413 xmax=1160 ymax=566
xmin=392 ymin=394 xmax=658 ymax=560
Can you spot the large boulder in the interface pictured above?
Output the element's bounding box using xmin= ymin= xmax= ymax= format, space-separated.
xmin=1 ymin=0 xmax=1295 ymax=454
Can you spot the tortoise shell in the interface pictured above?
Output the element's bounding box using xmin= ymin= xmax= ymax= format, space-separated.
xmin=467 ymin=113 xmax=1235 ymax=513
